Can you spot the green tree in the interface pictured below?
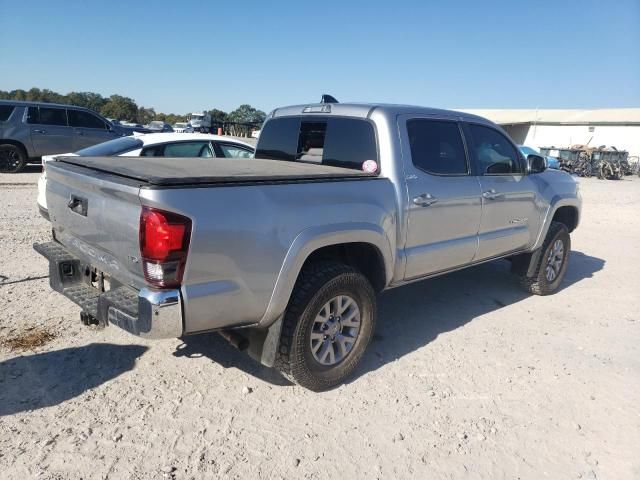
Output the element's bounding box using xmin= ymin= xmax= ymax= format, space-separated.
xmin=9 ymin=89 xmax=28 ymax=100
xmin=137 ymin=106 xmax=156 ymax=125
xmin=26 ymin=87 xmax=43 ymax=102
xmin=66 ymin=91 xmax=107 ymax=112
xmin=227 ymin=104 xmax=266 ymax=124
xmin=40 ymin=89 xmax=65 ymax=103
xmin=163 ymin=114 xmax=187 ymax=125
xmin=208 ymin=108 xmax=228 ymax=122
xmin=100 ymin=95 xmax=138 ymax=122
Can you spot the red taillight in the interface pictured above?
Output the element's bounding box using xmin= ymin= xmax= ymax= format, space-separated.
xmin=139 ymin=206 xmax=191 ymax=288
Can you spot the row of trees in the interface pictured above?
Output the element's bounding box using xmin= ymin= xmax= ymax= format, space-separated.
xmin=0 ymin=88 xmax=266 ymax=127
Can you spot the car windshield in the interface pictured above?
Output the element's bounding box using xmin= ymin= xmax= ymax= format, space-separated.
xmin=149 ymin=121 xmax=164 ymax=128
xmin=519 ymin=146 xmax=539 ymax=156
xmin=75 ymin=136 xmax=144 ymax=156
xmin=175 ymin=123 xmax=187 ymax=128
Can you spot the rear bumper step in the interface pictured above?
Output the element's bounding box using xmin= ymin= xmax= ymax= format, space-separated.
xmin=33 ymin=241 xmax=183 ymax=339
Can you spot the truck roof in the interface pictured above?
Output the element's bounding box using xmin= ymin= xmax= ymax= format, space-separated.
xmin=271 ymin=102 xmax=493 ymax=125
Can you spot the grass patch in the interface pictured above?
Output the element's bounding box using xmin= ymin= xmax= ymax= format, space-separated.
xmin=1 ymin=327 xmax=56 ymax=351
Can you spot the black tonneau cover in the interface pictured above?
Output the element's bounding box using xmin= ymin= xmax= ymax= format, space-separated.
xmin=55 ymin=156 xmax=377 ymax=186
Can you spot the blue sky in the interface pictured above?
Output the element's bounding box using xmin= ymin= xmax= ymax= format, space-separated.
xmin=1 ymin=0 xmax=638 ymax=114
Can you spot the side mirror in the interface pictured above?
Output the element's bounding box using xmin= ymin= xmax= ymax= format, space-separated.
xmin=528 ymin=154 xmax=547 ymax=173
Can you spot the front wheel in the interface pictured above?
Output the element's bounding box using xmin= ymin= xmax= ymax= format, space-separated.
xmin=520 ymin=222 xmax=571 ymax=296
xmin=275 ymin=262 xmax=376 ymax=391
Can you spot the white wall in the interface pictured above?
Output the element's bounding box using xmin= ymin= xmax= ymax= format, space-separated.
xmin=523 ymin=125 xmax=640 ymax=159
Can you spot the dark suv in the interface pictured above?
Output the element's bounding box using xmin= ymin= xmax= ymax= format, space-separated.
xmin=0 ymin=100 xmax=125 ymax=173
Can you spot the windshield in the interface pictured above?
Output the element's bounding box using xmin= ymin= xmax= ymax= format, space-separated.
xmin=149 ymin=121 xmax=163 ymax=128
xmin=75 ymin=136 xmax=144 ymax=156
xmin=519 ymin=146 xmax=539 ymax=156
xmin=174 ymin=123 xmax=187 ymax=128
xmin=191 ymin=114 xmax=203 ymax=120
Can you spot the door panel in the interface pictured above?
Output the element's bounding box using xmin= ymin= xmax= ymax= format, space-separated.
xmin=400 ymin=116 xmax=483 ymax=279
xmin=28 ymin=107 xmax=73 ymax=156
xmin=405 ymin=176 xmax=482 ymax=278
xmin=476 ymin=175 xmax=539 ymax=259
xmin=464 ymin=122 xmax=540 ymax=260
xmin=68 ymin=109 xmax=117 ymax=151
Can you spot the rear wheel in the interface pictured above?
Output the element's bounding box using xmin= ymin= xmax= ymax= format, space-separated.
xmin=0 ymin=144 xmax=27 ymax=173
xmin=275 ymin=262 xmax=376 ymax=391
xmin=520 ymin=222 xmax=571 ymax=296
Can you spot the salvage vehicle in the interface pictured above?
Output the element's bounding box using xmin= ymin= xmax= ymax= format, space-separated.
xmin=36 ymin=132 xmax=255 ymax=218
xmin=145 ymin=121 xmax=174 ymax=133
xmin=518 ymin=145 xmax=560 ymax=170
xmin=34 ymin=101 xmax=581 ymax=391
xmin=0 ymin=100 xmax=128 ymax=173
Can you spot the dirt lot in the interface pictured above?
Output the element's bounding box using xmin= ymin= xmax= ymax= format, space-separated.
xmin=1 ymin=167 xmax=638 ymax=480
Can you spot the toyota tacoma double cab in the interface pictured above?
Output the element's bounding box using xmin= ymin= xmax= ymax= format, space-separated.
xmin=34 ymin=101 xmax=581 ymax=391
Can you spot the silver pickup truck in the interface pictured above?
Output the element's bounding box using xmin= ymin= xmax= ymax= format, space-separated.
xmin=34 ymin=102 xmax=581 ymax=391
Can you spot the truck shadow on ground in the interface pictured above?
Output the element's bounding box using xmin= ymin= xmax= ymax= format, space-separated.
xmin=173 ymin=334 xmax=292 ymax=386
xmin=0 ymin=343 xmax=147 ymax=416
xmin=352 ymin=250 xmax=605 ymax=382
xmin=171 ymin=250 xmax=604 ymax=388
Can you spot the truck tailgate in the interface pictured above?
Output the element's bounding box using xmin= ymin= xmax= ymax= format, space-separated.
xmin=46 ymin=161 xmax=145 ymax=288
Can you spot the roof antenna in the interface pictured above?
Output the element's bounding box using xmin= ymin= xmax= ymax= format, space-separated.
xmin=320 ymin=94 xmax=339 ymax=104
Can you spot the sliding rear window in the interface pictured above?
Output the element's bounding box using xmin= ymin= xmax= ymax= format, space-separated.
xmin=255 ymin=116 xmax=378 ymax=171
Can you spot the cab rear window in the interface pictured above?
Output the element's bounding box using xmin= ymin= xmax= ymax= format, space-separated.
xmin=256 ymin=116 xmax=378 ymax=171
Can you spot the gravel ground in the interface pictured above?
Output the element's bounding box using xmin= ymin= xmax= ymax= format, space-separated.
xmin=1 ymin=168 xmax=639 ymax=479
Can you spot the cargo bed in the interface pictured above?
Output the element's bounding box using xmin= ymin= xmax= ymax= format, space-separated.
xmin=54 ymin=156 xmax=377 ymax=187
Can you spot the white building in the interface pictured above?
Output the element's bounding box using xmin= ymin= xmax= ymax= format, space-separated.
xmin=459 ymin=108 xmax=640 ymax=160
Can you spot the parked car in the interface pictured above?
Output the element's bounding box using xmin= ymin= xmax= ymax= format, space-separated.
xmin=34 ymin=102 xmax=581 ymax=391
xmin=118 ymin=122 xmax=153 ymax=135
xmin=146 ymin=121 xmax=174 ymax=133
xmin=172 ymin=122 xmax=193 ymax=133
xmin=36 ymin=133 xmax=254 ymax=218
xmin=0 ymin=100 xmax=128 ymax=173
xmin=519 ymin=145 xmax=560 ymax=170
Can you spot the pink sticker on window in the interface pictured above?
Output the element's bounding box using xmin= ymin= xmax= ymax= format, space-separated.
xmin=362 ymin=160 xmax=378 ymax=173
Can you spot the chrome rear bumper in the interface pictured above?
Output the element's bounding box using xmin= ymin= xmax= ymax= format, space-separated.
xmin=33 ymin=241 xmax=183 ymax=339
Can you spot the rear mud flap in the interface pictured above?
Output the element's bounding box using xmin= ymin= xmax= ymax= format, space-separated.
xmin=246 ymin=316 xmax=284 ymax=368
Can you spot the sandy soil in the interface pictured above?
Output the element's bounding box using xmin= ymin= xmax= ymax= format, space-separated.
xmin=1 ymin=167 xmax=639 ymax=479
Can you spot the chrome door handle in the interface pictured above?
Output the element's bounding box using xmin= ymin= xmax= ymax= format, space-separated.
xmin=33 ymin=129 xmax=46 ymax=134
xmin=75 ymin=130 xmax=84 ymax=135
xmin=413 ymin=193 xmax=438 ymax=207
xmin=482 ymin=189 xmax=503 ymax=200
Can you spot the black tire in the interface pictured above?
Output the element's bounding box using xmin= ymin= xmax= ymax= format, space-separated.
xmin=520 ymin=221 xmax=571 ymax=296
xmin=0 ymin=144 xmax=27 ymax=173
xmin=275 ymin=262 xmax=376 ymax=391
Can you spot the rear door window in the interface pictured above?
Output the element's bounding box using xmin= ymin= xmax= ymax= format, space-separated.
xmin=27 ymin=106 xmax=68 ymax=126
xmin=256 ymin=116 xmax=378 ymax=171
xmin=68 ymin=109 xmax=107 ymax=129
xmin=216 ymin=143 xmax=254 ymax=158
xmin=0 ymin=105 xmax=15 ymax=121
xmin=407 ymin=119 xmax=468 ymax=175
xmin=142 ymin=142 xmax=213 ymax=157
